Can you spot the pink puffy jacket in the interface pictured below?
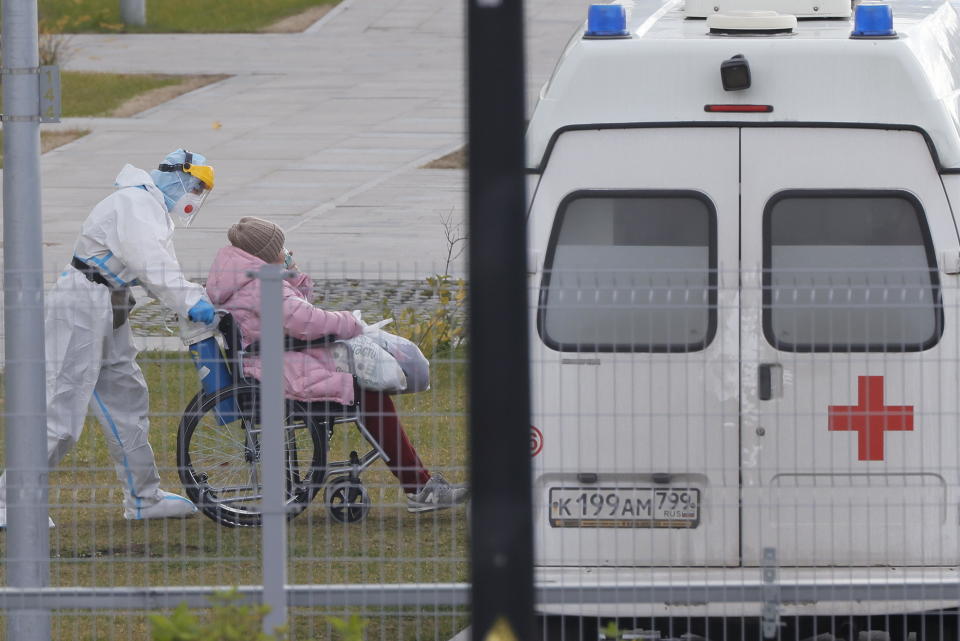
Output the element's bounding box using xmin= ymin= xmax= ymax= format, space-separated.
xmin=205 ymin=246 xmax=363 ymax=404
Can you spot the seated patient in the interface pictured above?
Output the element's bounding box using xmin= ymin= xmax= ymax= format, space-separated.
xmin=205 ymin=216 xmax=467 ymax=513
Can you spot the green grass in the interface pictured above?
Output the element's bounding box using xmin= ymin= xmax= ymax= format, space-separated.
xmin=0 ymin=129 xmax=91 ymax=168
xmin=0 ymin=71 xmax=200 ymax=166
xmin=0 ymin=347 xmax=470 ymax=640
xmin=0 ymin=70 xmax=218 ymax=166
xmin=0 ymin=72 xmax=192 ymax=118
xmin=60 ymin=72 xmax=183 ymax=117
xmin=39 ymin=0 xmax=338 ymax=34
xmin=33 ymin=609 xmax=470 ymax=641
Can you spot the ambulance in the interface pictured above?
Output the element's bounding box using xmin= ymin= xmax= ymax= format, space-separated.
xmin=527 ymin=0 xmax=960 ymax=634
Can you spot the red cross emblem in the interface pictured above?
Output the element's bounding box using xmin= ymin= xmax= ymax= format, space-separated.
xmin=828 ymin=376 xmax=914 ymax=461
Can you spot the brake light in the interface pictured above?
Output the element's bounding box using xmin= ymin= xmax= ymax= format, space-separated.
xmin=704 ymin=104 xmax=773 ymax=113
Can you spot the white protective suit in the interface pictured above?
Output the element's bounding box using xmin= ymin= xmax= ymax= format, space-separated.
xmin=0 ymin=164 xmax=206 ymax=524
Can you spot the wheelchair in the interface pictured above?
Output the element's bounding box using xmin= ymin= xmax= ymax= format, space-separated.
xmin=176 ymin=313 xmax=389 ymax=528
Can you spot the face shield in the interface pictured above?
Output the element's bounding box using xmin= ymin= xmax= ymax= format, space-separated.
xmin=170 ymin=173 xmax=212 ymax=227
xmin=157 ymin=151 xmax=215 ymax=227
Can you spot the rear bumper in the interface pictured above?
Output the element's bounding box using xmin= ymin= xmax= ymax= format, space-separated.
xmin=535 ymin=566 xmax=960 ymax=617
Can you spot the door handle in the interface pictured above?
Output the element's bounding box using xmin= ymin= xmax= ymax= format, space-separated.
xmin=758 ymin=363 xmax=783 ymax=401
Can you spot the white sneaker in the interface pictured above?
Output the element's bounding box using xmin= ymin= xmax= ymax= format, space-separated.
xmin=123 ymin=490 xmax=197 ymax=521
xmin=406 ymin=474 xmax=469 ymax=513
xmin=0 ymin=507 xmax=55 ymax=529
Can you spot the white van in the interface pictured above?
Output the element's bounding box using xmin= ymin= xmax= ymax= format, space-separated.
xmin=527 ymin=0 xmax=960 ymax=631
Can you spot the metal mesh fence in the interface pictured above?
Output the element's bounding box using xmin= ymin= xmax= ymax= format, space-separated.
xmin=6 ymin=259 xmax=960 ymax=641
xmin=531 ymin=265 xmax=960 ymax=641
xmin=2 ymin=261 xmax=470 ymax=641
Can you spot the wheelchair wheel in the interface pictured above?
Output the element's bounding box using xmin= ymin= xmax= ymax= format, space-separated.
xmin=177 ymin=382 xmax=328 ymax=528
xmin=325 ymin=476 xmax=370 ymax=524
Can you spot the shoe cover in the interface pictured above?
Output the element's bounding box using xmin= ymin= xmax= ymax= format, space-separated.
xmin=0 ymin=507 xmax=56 ymax=529
xmin=123 ymin=490 xmax=197 ymax=520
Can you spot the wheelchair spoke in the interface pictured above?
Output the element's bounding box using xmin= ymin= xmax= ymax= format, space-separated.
xmin=215 ymin=492 xmax=264 ymax=505
xmin=248 ymin=465 xmax=261 ymax=495
xmin=180 ymin=384 xmax=328 ymax=525
xmin=208 ymin=483 xmax=260 ymax=494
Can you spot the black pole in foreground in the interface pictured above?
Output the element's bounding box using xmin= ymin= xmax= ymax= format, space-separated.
xmin=467 ymin=0 xmax=533 ymax=638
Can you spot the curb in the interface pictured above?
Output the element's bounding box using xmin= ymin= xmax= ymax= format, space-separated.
xmin=304 ymin=0 xmax=359 ymax=34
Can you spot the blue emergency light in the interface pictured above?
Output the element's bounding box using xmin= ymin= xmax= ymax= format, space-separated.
xmin=851 ymin=2 xmax=896 ymax=38
xmin=584 ymin=4 xmax=629 ymax=39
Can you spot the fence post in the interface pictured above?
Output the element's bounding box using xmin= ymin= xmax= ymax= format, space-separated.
xmin=119 ymin=0 xmax=146 ymax=26
xmin=257 ymin=264 xmax=288 ymax=635
xmin=466 ymin=0 xmax=534 ymax=639
xmin=2 ymin=1 xmax=52 ymax=640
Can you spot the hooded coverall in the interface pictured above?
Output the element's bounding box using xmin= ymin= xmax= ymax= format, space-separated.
xmin=1 ymin=164 xmax=206 ymax=522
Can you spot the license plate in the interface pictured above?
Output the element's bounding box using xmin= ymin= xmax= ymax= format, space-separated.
xmin=549 ymin=487 xmax=701 ymax=528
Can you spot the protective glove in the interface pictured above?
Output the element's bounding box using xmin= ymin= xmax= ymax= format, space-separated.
xmin=187 ymin=299 xmax=216 ymax=325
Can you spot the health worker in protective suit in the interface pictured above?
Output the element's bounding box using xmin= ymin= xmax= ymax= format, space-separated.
xmin=0 ymin=149 xmax=217 ymax=528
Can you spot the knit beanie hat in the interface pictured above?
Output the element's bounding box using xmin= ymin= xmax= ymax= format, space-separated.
xmin=227 ymin=217 xmax=285 ymax=263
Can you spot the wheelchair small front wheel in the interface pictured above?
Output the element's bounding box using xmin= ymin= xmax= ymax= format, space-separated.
xmin=326 ymin=476 xmax=370 ymax=524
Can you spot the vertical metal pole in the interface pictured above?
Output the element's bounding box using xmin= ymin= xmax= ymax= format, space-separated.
xmin=2 ymin=1 xmax=51 ymax=640
xmin=467 ymin=0 xmax=533 ymax=639
xmin=119 ymin=0 xmax=146 ymax=26
xmin=257 ymin=264 xmax=288 ymax=635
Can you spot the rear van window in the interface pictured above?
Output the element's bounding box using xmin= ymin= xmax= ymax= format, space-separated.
xmin=763 ymin=191 xmax=942 ymax=352
xmin=539 ymin=190 xmax=717 ymax=352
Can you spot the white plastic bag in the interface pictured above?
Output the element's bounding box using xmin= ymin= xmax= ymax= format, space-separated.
xmin=330 ymin=333 xmax=407 ymax=393
xmin=362 ymin=321 xmax=430 ymax=394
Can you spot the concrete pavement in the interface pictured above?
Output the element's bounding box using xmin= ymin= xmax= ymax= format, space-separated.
xmin=12 ymin=0 xmax=592 ymax=281
xmin=0 ymin=0 xmax=593 ymax=355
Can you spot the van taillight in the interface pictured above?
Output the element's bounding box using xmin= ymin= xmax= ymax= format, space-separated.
xmin=704 ymin=104 xmax=773 ymax=113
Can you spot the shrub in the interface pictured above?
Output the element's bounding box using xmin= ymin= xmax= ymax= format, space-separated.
xmin=38 ymin=17 xmax=73 ymax=67
xmin=149 ymin=589 xmax=287 ymax=641
xmin=328 ymin=614 xmax=368 ymax=641
xmin=384 ymin=274 xmax=467 ymax=357
xmin=378 ymin=211 xmax=468 ymax=357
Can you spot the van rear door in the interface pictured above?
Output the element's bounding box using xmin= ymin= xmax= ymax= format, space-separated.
xmin=531 ymin=128 xmax=740 ymax=566
xmin=739 ymin=128 xmax=960 ymax=566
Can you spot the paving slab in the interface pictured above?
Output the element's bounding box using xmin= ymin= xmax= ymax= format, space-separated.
xmin=0 ymin=0 xmax=594 ymax=358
